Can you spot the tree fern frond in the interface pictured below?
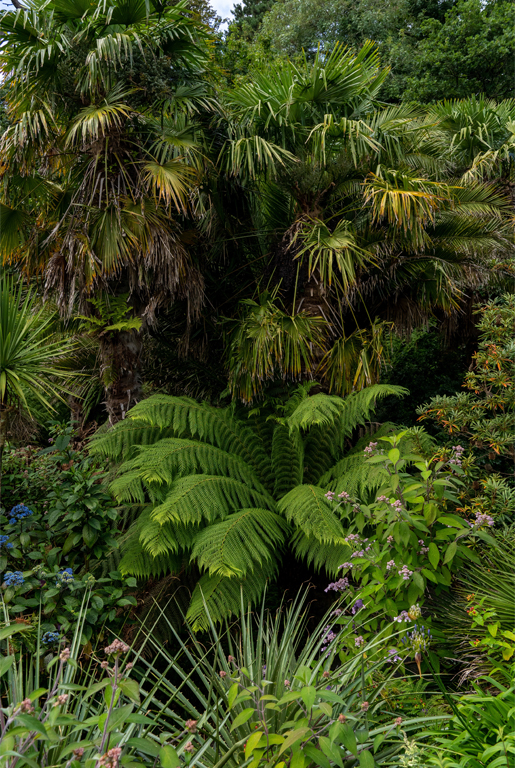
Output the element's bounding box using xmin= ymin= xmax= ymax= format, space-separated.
xmin=186 ymin=560 xmax=278 ymax=632
xmin=112 ymin=438 xmax=265 ymax=501
xmin=339 ymin=384 xmax=408 ymax=440
xmin=100 ymin=395 xmax=273 ymax=489
xmin=192 ymin=508 xmax=288 ymax=577
xmin=89 ymin=418 xmax=170 ymax=461
xmin=278 ymin=485 xmax=346 ymax=542
xmin=285 ymin=392 xmax=347 ymax=431
xmin=291 ymin=531 xmax=351 ymax=577
xmin=151 ymin=475 xmax=276 ymax=526
xmin=118 ymin=513 xmax=187 ymax=577
xmin=302 ymin=423 xmax=340 ymax=484
xmin=139 ymin=511 xmax=200 ymax=558
xmin=271 ymin=425 xmax=304 ymax=498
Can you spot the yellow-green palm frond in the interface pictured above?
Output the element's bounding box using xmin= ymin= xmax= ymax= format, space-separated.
xmin=66 ymin=86 xmax=134 ymax=146
xmin=225 ymin=292 xmax=327 ymax=404
xmin=294 ymin=218 xmax=374 ymax=288
xmin=143 ymin=159 xmax=198 ymax=212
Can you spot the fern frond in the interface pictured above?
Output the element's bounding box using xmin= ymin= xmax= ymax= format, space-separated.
xmin=111 ymin=438 xmax=265 ymax=503
xmin=90 ymin=418 xmax=171 ymax=461
xmin=191 ymin=508 xmax=288 ymax=577
xmin=302 ymin=423 xmax=340 ymax=484
xmin=151 ymin=475 xmax=276 ymax=526
xmin=118 ymin=512 xmax=188 ymax=577
xmin=186 ymin=560 xmax=278 ymax=632
xmin=139 ymin=514 xmax=200 ymax=558
xmin=339 ymin=384 xmax=408 ymax=440
xmin=93 ymin=394 xmax=273 ymax=489
xmin=291 ymin=531 xmax=352 ymax=577
xmin=271 ymin=425 xmax=304 ymax=498
xmin=285 ymin=392 xmax=347 ymax=431
xmin=278 ymin=485 xmax=346 ymax=542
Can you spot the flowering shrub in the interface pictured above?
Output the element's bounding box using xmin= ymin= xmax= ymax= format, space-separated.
xmin=324 ymin=432 xmax=495 ymax=652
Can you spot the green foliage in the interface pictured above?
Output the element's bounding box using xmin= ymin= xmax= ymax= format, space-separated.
xmin=0 ymin=608 xmax=186 ymax=768
xmin=419 ymin=294 xmax=515 ymax=461
xmin=320 ymin=431 xmax=498 ymax=649
xmin=421 ymin=667 xmax=515 ymax=767
xmin=91 ymin=385 xmax=406 ymax=627
xmin=0 ymin=427 xmax=136 ymax=644
xmin=0 ymin=279 xmax=76 ymax=461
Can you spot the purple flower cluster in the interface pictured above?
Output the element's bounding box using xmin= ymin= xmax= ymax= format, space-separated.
xmin=351 ymin=599 xmax=364 ymax=615
xmin=386 ymin=559 xmax=396 ymax=571
xmin=398 ymin=565 xmax=413 ymax=581
xmin=0 ymin=535 xmax=13 ymax=551
xmin=338 ymin=562 xmax=353 ymax=570
xmin=472 ymin=511 xmax=495 ymax=528
xmin=364 ymin=442 xmax=378 ymax=456
xmin=324 ymin=577 xmax=349 ymax=593
xmin=418 ymin=539 xmax=429 ymax=555
xmin=448 ymin=445 xmax=464 ymax=467
xmin=321 ymin=625 xmax=338 ymax=653
xmin=325 ymin=491 xmax=336 ymax=501
xmin=56 ymin=568 xmax=74 ymax=586
xmin=385 ymin=648 xmax=401 ymax=662
xmin=393 ymin=611 xmax=411 ymax=623
xmin=377 ymin=496 xmax=403 ymax=513
xmin=355 ymin=635 xmax=364 ymax=648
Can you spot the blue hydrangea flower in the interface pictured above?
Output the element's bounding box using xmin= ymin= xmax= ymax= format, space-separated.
xmin=4 ymin=571 xmax=25 ymax=587
xmin=56 ymin=568 xmax=74 ymax=586
xmin=42 ymin=631 xmax=60 ymax=645
xmin=9 ymin=505 xmax=34 ymax=523
xmin=0 ymin=535 xmax=13 ymax=550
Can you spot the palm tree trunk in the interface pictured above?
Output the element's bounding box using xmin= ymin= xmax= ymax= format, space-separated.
xmin=99 ymin=329 xmax=143 ymax=425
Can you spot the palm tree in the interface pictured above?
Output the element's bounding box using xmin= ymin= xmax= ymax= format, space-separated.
xmin=211 ymin=46 xmax=514 ymax=399
xmin=90 ymin=382 xmax=407 ymax=628
xmin=0 ymin=277 xmax=76 ymax=506
xmin=0 ymin=0 xmax=213 ymax=422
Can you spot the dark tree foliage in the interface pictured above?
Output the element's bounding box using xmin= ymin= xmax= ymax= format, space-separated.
xmin=232 ymin=0 xmax=276 ymax=39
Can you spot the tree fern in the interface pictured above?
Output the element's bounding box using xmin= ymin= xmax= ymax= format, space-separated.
xmin=271 ymin=425 xmax=304 ymax=498
xmin=92 ymin=394 xmax=273 ymax=488
xmin=186 ymin=560 xmax=279 ymax=632
xmin=118 ymin=510 xmax=190 ymax=577
xmin=191 ymin=508 xmax=289 ymax=577
xmin=96 ymin=385 xmax=409 ymax=627
xmin=278 ymin=485 xmax=347 ymax=542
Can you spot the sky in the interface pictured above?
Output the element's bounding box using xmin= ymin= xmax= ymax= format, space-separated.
xmin=211 ymin=0 xmax=235 ymax=23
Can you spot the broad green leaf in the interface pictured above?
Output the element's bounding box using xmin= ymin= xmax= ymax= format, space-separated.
xmin=278 ymin=727 xmax=310 ymax=755
xmin=301 ymin=685 xmax=316 ymax=711
xmin=0 ymin=655 xmax=15 ymax=676
xmin=119 ymin=679 xmax=140 ymax=702
xmin=428 ymin=542 xmax=440 ymax=569
xmin=230 ymin=708 xmax=255 ymax=731
xmin=388 ymin=448 xmax=400 ymax=464
xmin=160 ymin=744 xmax=181 ymax=767
xmin=245 ymin=731 xmax=264 ymax=758
xmin=304 ymin=743 xmax=331 ymax=768
xmin=0 ymin=625 xmax=32 ymax=641
xmin=340 ymin=723 xmax=358 ymax=757
xmin=359 ymin=749 xmax=375 ymax=768
xmin=443 ymin=541 xmax=457 ymax=565
xmin=126 ymin=738 xmax=160 ymax=757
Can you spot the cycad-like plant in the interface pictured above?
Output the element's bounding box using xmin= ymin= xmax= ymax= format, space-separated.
xmin=91 ymin=383 xmax=406 ymax=628
xmin=0 ymin=277 xmax=76 ymax=505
